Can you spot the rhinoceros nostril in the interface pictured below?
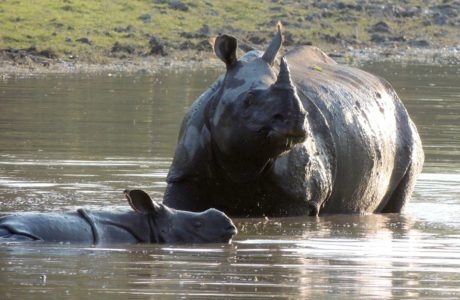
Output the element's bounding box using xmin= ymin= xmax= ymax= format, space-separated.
xmin=257 ymin=126 xmax=272 ymax=135
xmin=272 ymin=113 xmax=285 ymax=122
xmin=226 ymin=225 xmax=237 ymax=234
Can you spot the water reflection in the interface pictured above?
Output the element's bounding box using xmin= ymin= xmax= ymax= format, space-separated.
xmin=0 ymin=63 xmax=459 ymax=298
xmin=1 ymin=214 xmax=460 ymax=298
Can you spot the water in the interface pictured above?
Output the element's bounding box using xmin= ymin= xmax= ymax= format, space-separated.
xmin=0 ymin=63 xmax=459 ymax=299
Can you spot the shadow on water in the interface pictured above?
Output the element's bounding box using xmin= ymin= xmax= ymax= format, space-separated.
xmin=0 ymin=63 xmax=459 ymax=298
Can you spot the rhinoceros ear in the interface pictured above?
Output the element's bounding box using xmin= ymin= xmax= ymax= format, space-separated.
xmin=262 ymin=21 xmax=283 ymax=66
xmin=213 ymin=34 xmax=238 ymax=69
xmin=124 ymin=189 xmax=160 ymax=213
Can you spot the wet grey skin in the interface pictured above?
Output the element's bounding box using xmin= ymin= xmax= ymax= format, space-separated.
xmin=163 ymin=22 xmax=424 ymax=217
xmin=0 ymin=190 xmax=237 ymax=244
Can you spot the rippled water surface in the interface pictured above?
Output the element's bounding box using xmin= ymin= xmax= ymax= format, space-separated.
xmin=0 ymin=63 xmax=459 ymax=299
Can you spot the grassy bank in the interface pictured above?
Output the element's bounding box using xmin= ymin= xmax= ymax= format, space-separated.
xmin=0 ymin=0 xmax=459 ymax=69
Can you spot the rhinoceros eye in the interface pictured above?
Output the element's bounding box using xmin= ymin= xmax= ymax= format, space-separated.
xmin=243 ymin=91 xmax=256 ymax=109
xmin=193 ymin=220 xmax=203 ymax=229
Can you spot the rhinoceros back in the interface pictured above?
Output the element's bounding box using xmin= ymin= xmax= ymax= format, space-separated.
xmin=0 ymin=210 xmax=149 ymax=244
xmin=286 ymin=46 xmax=422 ymax=213
xmin=0 ymin=212 xmax=94 ymax=242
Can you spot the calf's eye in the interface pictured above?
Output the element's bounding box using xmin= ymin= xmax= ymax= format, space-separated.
xmin=194 ymin=221 xmax=203 ymax=228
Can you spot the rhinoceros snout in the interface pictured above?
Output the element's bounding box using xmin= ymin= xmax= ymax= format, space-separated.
xmin=225 ymin=224 xmax=238 ymax=235
xmin=221 ymin=224 xmax=237 ymax=242
xmin=265 ymin=89 xmax=307 ymax=146
xmin=271 ymin=114 xmax=307 ymax=141
xmin=202 ymin=208 xmax=237 ymax=241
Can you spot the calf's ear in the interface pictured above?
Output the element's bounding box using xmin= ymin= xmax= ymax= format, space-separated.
xmin=124 ymin=189 xmax=160 ymax=213
xmin=212 ymin=34 xmax=237 ymax=69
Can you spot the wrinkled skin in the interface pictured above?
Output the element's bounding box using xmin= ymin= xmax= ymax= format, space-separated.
xmin=0 ymin=190 xmax=237 ymax=244
xmin=164 ymin=24 xmax=424 ymax=217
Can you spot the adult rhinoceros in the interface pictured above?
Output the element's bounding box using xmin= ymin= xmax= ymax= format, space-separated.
xmin=164 ymin=24 xmax=424 ymax=217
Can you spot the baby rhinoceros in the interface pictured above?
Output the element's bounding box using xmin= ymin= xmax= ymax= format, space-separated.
xmin=0 ymin=190 xmax=237 ymax=244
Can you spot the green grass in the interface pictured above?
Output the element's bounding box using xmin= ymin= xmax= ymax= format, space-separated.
xmin=0 ymin=0 xmax=457 ymax=62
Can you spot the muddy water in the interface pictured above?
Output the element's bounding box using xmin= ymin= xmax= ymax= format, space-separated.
xmin=0 ymin=64 xmax=459 ymax=299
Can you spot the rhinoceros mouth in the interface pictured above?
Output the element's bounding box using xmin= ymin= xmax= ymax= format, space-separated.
xmin=220 ymin=226 xmax=237 ymax=243
xmin=263 ymin=127 xmax=306 ymax=148
xmin=226 ymin=225 xmax=238 ymax=235
xmin=256 ymin=124 xmax=306 ymax=153
xmin=284 ymin=134 xmax=306 ymax=148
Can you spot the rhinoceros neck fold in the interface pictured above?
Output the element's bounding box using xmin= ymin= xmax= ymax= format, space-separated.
xmin=77 ymin=208 xmax=100 ymax=244
xmin=147 ymin=214 xmax=164 ymax=243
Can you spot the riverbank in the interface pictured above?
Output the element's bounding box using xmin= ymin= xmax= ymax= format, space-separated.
xmin=1 ymin=0 xmax=459 ymax=75
xmin=1 ymin=46 xmax=458 ymax=77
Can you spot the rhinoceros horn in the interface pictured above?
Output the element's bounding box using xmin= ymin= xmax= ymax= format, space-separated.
xmin=262 ymin=21 xmax=283 ymax=66
xmin=273 ymin=56 xmax=293 ymax=89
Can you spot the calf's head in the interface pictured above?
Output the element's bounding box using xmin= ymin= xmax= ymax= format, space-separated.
xmin=207 ymin=23 xmax=307 ymax=163
xmin=125 ymin=190 xmax=237 ymax=243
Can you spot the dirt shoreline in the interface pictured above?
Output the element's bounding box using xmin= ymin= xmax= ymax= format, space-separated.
xmin=1 ymin=45 xmax=459 ymax=77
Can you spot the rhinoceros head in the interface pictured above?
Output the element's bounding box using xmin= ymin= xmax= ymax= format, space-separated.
xmin=125 ymin=189 xmax=237 ymax=243
xmin=158 ymin=206 xmax=237 ymax=243
xmin=206 ymin=24 xmax=307 ymax=179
